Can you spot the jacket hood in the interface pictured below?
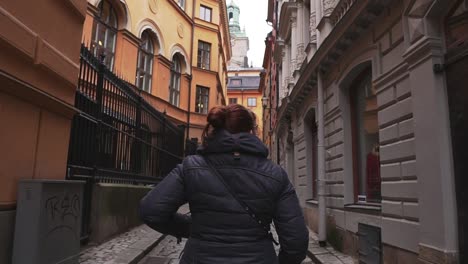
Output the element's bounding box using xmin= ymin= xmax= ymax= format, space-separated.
xmin=197 ymin=129 xmax=269 ymax=157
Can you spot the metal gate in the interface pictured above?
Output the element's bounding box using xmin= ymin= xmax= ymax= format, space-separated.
xmin=358 ymin=224 xmax=382 ymax=264
xmin=445 ymin=42 xmax=468 ymax=264
xmin=67 ymin=45 xmax=185 ymax=243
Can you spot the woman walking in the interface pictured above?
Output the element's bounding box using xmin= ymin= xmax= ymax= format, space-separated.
xmin=139 ymin=104 xmax=309 ymax=264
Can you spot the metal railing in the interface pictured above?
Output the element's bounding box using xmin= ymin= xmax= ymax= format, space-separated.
xmin=67 ymin=44 xmax=185 ymax=242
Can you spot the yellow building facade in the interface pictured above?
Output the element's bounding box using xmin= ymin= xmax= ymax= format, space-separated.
xmin=227 ymin=68 xmax=264 ymax=138
xmin=82 ymin=0 xmax=231 ymax=140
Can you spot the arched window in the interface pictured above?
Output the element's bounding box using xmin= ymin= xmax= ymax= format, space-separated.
xmin=136 ymin=31 xmax=154 ymax=92
xmin=169 ymin=55 xmax=182 ymax=106
xmin=350 ymin=69 xmax=380 ymax=203
xmin=92 ymin=0 xmax=118 ymax=69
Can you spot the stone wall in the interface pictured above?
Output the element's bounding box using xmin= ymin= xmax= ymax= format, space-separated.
xmin=282 ymin=0 xmax=421 ymax=261
xmin=90 ymin=183 xmax=152 ymax=243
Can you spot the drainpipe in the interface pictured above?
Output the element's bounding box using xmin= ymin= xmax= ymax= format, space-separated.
xmin=276 ymin=55 xmax=280 ymax=165
xmin=241 ymin=88 xmax=244 ymax=105
xmin=186 ymin=0 xmax=196 ymax=142
xmin=317 ymin=70 xmax=327 ymax=246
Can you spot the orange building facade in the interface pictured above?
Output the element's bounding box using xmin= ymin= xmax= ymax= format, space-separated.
xmin=0 ymin=0 xmax=87 ymax=262
xmin=81 ymin=0 xmax=231 ymax=141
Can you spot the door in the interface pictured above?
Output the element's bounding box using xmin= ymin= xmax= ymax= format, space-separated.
xmin=445 ymin=4 xmax=468 ymax=260
xmin=446 ymin=43 xmax=468 ymax=263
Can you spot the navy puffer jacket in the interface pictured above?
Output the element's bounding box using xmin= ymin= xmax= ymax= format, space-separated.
xmin=140 ymin=130 xmax=309 ymax=264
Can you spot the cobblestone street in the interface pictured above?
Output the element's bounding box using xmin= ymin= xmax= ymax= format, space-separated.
xmin=137 ymin=236 xmax=186 ymax=264
xmin=79 ymin=223 xmax=354 ymax=264
xmin=79 ymin=225 xmax=162 ymax=264
xmin=137 ymin=228 xmax=317 ymax=264
xmin=78 ymin=203 xmax=353 ymax=264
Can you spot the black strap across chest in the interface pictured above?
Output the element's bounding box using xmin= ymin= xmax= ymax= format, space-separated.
xmin=203 ymin=156 xmax=279 ymax=245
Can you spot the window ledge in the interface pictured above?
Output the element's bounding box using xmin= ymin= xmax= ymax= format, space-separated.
xmin=344 ymin=203 xmax=381 ymax=211
xmin=306 ymin=199 xmax=318 ymax=206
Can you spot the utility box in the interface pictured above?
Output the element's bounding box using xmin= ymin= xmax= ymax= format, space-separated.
xmin=358 ymin=223 xmax=382 ymax=264
xmin=12 ymin=180 xmax=85 ymax=264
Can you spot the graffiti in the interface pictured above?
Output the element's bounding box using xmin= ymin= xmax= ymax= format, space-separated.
xmin=45 ymin=193 xmax=81 ymax=238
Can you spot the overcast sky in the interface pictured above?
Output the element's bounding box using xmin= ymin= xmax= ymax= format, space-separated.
xmin=226 ymin=0 xmax=272 ymax=67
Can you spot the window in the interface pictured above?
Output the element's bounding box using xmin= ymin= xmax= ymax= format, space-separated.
xmin=247 ymin=97 xmax=257 ymax=107
xmin=197 ymin=41 xmax=211 ymax=70
xmin=200 ymin=5 xmax=212 ymax=22
xmin=136 ymin=31 xmax=154 ymax=92
xmin=91 ymin=0 xmax=118 ymax=69
xmin=229 ymin=98 xmax=238 ymax=104
xmin=304 ymin=110 xmax=318 ymax=200
xmin=177 ymin=0 xmax=185 ymax=10
xmin=231 ymin=79 xmax=242 ymax=85
xmin=311 ymin=124 xmax=318 ymax=199
xmin=350 ymin=69 xmax=380 ymax=203
xmin=169 ymin=56 xmax=182 ymax=106
xmin=195 ymin=86 xmax=209 ymax=114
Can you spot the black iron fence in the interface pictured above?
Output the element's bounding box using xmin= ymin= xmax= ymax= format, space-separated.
xmin=67 ymin=45 xmax=185 ymax=242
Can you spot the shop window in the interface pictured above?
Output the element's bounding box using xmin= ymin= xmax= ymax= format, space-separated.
xmin=350 ymin=69 xmax=380 ymax=203
xmin=91 ymin=0 xmax=118 ymax=69
xmin=247 ymin=97 xmax=257 ymax=107
xmin=200 ymin=5 xmax=212 ymax=22
xmin=136 ymin=31 xmax=154 ymax=92
xmin=195 ymin=86 xmax=209 ymax=114
xmin=169 ymin=55 xmax=182 ymax=107
xmin=197 ymin=41 xmax=211 ymax=70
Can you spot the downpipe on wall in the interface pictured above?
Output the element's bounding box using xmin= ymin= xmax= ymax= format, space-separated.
xmin=317 ymin=70 xmax=327 ymax=246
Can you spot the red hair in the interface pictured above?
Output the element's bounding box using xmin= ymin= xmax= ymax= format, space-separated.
xmin=202 ymin=104 xmax=256 ymax=145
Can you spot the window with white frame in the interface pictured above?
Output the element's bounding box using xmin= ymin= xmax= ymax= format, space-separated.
xmin=200 ymin=5 xmax=212 ymax=22
xmin=197 ymin=41 xmax=211 ymax=70
xmin=136 ymin=31 xmax=154 ymax=92
xmin=169 ymin=56 xmax=182 ymax=106
xmin=91 ymin=0 xmax=118 ymax=69
xmin=195 ymin=86 xmax=209 ymax=114
xmin=247 ymin=97 xmax=257 ymax=107
xmin=229 ymin=98 xmax=238 ymax=105
xmin=231 ymin=79 xmax=242 ymax=86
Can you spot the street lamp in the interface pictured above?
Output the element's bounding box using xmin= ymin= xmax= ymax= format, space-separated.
xmin=261 ymin=96 xmax=269 ymax=109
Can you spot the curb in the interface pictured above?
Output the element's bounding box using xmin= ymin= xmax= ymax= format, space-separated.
xmin=108 ymin=234 xmax=167 ymax=264
xmin=307 ymin=247 xmax=323 ymax=264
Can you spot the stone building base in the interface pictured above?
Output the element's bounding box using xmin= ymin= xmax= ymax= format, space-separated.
xmin=0 ymin=210 xmax=15 ymax=264
xmin=303 ymin=203 xmax=319 ymax=233
xmin=303 ymin=205 xmax=432 ymax=263
xmin=383 ymin=244 xmax=418 ymax=264
xmin=418 ymin=244 xmax=458 ymax=264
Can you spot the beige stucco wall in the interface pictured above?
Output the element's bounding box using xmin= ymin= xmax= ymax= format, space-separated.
xmin=273 ymin=0 xmax=460 ymax=263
